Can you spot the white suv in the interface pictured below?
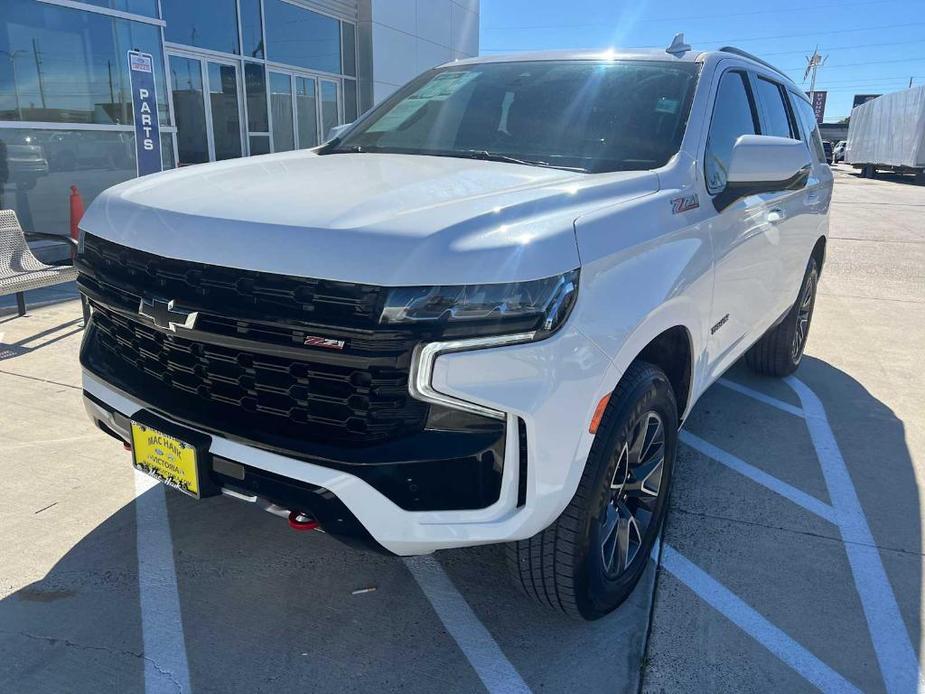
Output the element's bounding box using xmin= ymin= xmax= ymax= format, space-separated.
xmin=76 ymin=41 xmax=832 ymax=619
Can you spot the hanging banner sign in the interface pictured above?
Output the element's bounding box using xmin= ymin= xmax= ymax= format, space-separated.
xmin=128 ymin=51 xmax=162 ymax=177
xmin=805 ymin=90 xmax=827 ymax=124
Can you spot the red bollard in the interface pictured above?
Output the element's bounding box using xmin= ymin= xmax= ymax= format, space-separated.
xmin=69 ymin=185 xmax=85 ymax=260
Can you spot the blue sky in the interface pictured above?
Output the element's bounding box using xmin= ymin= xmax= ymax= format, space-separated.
xmin=479 ymin=0 xmax=925 ymax=121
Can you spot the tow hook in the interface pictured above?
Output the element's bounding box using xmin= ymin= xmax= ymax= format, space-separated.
xmin=288 ymin=511 xmax=320 ymax=532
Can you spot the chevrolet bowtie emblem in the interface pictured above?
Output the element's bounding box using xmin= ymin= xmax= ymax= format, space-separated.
xmin=138 ymin=297 xmax=198 ymax=332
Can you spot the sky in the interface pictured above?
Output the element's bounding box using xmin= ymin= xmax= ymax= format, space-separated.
xmin=478 ymin=0 xmax=925 ymax=122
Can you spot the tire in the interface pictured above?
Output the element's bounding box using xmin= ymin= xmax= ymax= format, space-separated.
xmin=745 ymin=257 xmax=819 ymax=377
xmin=506 ymin=362 xmax=678 ymax=620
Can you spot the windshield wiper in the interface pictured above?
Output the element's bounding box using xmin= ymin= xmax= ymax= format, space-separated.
xmin=326 ymin=143 xmax=367 ymax=154
xmin=455 ymin=150 xmax=587 ymax=172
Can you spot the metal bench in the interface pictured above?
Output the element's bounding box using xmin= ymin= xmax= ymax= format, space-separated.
xmin=0 ymin=209 xmax=87 ymax=322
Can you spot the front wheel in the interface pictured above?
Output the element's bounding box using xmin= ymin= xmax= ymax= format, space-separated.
xmin=506 ymin=362 xmax=677 ymax=620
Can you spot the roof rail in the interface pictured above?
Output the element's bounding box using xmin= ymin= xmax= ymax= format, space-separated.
xmin=718 ymin=46 xmax=790 ymax=81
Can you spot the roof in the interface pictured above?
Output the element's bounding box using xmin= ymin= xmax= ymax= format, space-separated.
xmin=448 ymin=48 xmax=705 ymax=66
xmin=446 ymin=47 xmax=794 ymax=86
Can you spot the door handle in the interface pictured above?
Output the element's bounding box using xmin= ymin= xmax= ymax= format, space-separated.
xmin=767 ymin=207 xmax=785 ymax=223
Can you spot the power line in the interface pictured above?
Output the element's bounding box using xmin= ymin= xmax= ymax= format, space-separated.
xmin=482 ymin=20 xmax=925 ymax=53
xmin=482 ymin=0 xmax=906 ymax=31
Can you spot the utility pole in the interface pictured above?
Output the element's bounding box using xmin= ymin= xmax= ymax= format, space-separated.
xmin=0 ymin=50 xmax=26 ymax=120
xmin=910 ymin=77 xmax=915 ymax=89
xmin=803 ymin=46 xmax=828 ymax=101
xmin=32 ymin=39 xmax=46 ymax=109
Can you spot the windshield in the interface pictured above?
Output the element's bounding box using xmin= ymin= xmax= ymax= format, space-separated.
xmin=327 ymin=59 xmax=700 ymax=173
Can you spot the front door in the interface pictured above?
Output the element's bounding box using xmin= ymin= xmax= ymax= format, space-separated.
xmin=169 ymin=54 xmax=244 ymax=166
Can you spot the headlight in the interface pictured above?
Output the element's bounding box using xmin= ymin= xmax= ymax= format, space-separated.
xmin=380 ymin=269 xmax=579 ymax=340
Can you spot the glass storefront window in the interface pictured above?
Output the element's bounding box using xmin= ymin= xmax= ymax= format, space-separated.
xmin=208 ymin=63 xmax=242 ymax=161
xmin=249 ymin=135 xmax=270 ymax=155
xmin=0 ymin=127 xmax=138 ymax=237
xmin=270 ymin=72 xmax=293 ymax=152
xmin=244 ymin=63 xmax=268 ymax=133
xmin=320 ymin=80 xmax=338 ymax=141
xmin=344 ymin=79 xmax=357 ymax=123
xmin=169 ymin=55 xmax=209 ymax=165
xmin=240 ymin=0 xmax=264 ymax=60
xmin=264 ymin=1 xmax=341 ymax=75
xmin=342 ymin=23 xmax=356 ymax=78
xmin=295 ymin=77 xmax=318 ymax=149
xmin=0 ymin=0 xmax=168 ymax=127
xmin=162 ymin=0 xmax=239 ymax=55
xmin=80 ymin=0 xmax=159 ymax=17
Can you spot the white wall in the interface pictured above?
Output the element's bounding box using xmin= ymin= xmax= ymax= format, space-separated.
xmin=365 ymin=0 xmax=479 ymax=104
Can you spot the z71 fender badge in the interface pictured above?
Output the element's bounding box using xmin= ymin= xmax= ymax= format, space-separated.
xmin=671 ymin=193 xmax=700 ymax=214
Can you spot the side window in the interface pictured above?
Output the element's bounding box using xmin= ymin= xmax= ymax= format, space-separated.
xmin=790 ymin=93 xmax=826 ymax=163
xmin=755 ymin=77 xmax=796 ymax=138
xmin=704 ymin=71 xmax=759 ymax=194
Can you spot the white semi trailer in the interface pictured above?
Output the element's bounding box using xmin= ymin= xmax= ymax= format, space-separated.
xmin=846 ymin=85 xmax=925 ymax=181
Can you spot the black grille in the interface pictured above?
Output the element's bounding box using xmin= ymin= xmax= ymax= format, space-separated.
xmin=77 ymin=233 xmax=386 ymax=328
xmin=78 ymin=234 xmax=430 ymax=446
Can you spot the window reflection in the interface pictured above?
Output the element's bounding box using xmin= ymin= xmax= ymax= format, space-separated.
xmin=264 ymin=0 xmax=341 ymax=75
xmin=320 ymin=80 xmax=339 ymax=141
xmin=0 ymin=0 xmax=168 ymax=126
xmin=270 ymin=72 xmax=294 ymax=152
xmin=295 ymin=77 xmax=318 ymax=148
xmin=240 ymin=0 xmax=264 ymax=59
xmin=170 ymin=56 xmax=209 ymax=165
xmin=162 ymin=0 xmax=240 ymax=55
xmin=208 ymin=63 xmax=242 ymax=161
xmin=0 ymin=128 xmax=136 ymax=243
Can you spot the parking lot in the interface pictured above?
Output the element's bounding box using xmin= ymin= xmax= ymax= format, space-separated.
xmin=1 ymin=165 xmax=923 ymax=693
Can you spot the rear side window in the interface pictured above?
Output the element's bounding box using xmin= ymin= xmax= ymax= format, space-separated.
xmin=790 ymin=93 xmax=826 ymax=163
xmin=756 ymin=77 xmax=796 ymax=138
xmin=705 ymin=71 xmax=759 ymax=194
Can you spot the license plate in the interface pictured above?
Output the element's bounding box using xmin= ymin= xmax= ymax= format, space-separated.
xmin=130 ymin=421 xmax=200 ymax=497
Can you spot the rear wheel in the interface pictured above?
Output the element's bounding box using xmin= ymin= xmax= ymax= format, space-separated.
xmin=745 ymin=257 xmax=819 ymax=377
xmin=506 ymin=362 xmax=677 ymax=620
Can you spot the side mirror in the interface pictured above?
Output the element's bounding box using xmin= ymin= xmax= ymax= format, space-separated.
xmin=715 ymin=135 xmax=812 ymax=211
xmin=324 ymin=123 xmax=353 ymax=143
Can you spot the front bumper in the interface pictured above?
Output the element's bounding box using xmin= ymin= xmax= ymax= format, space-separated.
xmin=82 ymin=323 xmax=614 ymax=556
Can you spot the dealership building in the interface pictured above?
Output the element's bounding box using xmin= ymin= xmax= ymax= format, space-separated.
xmin=0 ymin=0 xmax=479 ymax=259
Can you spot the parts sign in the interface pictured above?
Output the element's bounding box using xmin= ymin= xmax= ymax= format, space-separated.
xmin=128 ymin=51 xmax=162 ymax=177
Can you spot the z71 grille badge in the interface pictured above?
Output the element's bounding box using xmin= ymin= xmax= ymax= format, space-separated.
xmin=303 ymin=335 xmax=346 ymax=350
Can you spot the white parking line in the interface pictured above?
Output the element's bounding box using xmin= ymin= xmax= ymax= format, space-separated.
xmin=786 ymin=377 xmax=923 ymax=694
xmin=717 ymin=378 xmax=805 ymax=418
xmin=680 ymin=430 xmax=836 ymax=523
xmin=404 ymin=555 xmax=531 ymax=694
xmin=662 ymin=545 xmax=862 ymax=694
xmin=134 ymin=471 xmax=192 ymax=694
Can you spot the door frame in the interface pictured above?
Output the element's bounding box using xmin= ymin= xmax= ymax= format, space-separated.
xmin=268 ymin=67 xmax=343 ymax=151
xmin=167 ymin=48 xmax=247 ymax=162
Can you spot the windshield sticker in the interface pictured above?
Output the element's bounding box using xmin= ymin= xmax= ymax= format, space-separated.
xmin=366 ymin=72 xmax=480 ymax=133
xmin=655 ymin=97 xmax=680 ymax=114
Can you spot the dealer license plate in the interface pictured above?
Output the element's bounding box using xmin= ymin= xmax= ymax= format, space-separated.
xmin=130 ymin=421 xmax=200 ymax=497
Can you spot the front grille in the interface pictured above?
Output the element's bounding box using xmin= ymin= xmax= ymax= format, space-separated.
xmin=78 ymin=233 xmax=386 ymax=328
xmin=78 ymin=234 xmax=429 ymax=446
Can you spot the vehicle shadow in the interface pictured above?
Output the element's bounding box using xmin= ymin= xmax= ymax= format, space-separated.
xmin=648 ymin=356 xmax=921 ymax=692
xmin=1 ymin=466 xmax=654 ymax=694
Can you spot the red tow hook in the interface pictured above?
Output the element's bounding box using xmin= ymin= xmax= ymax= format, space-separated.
xmin=288 ymin=511 xmax=320 ymax=532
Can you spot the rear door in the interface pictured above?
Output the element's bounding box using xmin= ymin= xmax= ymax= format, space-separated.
xmin=749 ymin=72 xmax=811 ymax=320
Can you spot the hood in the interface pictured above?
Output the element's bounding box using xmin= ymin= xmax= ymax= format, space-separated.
xmin=81 ymin=150 xmax=658 ymax=286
